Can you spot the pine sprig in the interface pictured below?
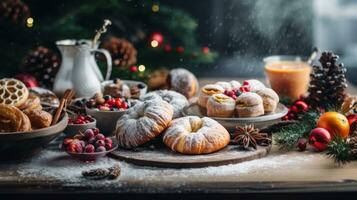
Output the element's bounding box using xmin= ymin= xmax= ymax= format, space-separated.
xmin=326 ymin=137 xmax=353 ymax=164
xmin=273 ymin=111 xmax=319 ymax=149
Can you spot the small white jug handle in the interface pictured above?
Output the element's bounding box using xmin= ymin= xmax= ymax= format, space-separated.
xmin=92 ymin=49 xmax=112 ymax=80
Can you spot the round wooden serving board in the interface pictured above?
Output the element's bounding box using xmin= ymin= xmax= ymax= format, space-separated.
xmin=109 ymin=145 xmax=271 ymax=168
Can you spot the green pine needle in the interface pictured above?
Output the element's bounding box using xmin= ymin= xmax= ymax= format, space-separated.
xmin=326 ymin=137 xmax=353 ymax=164
xmin=273 ymin=111 xmax=319 ymax=149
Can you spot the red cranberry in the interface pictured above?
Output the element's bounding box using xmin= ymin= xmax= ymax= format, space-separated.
xmin=74 ymin=142 xmax=83 ymax=153
xmin=295 ymin=101 xmax=309 ymax=112
xmin=290 ymin=105 xmax=299 ymax=113
xmin=92 ymin=128 xmax=100 ymax=136
xmin=105 ymin=137 xmax=113 ymax=144
xmin=66 ymin=143 xmax=77 ymax=153
xmin=63 ymin=138 xmax=74 ymax=145
xmin=85 ymin=144 xmax=95 ymax=153
xmin=88 ymin=137 xmax=96 ymax=144
xmin=121 ymin=102 xmax=128 ymax=109
xmin=95 ymin=140 xmax=105 ymax=147
xmin=297 ymin=138 xmax=307 ymax=151
xmin=243 ymin=81 xmax=249 ymax=86
xmin=105 ymin=143 xmax=113 ymax=150
xmin=78 ymin=115 xmax=85 ymax=121
xmin=95 ymin=134 xmax=105 ymax=141
xmin=96 ymin=146 xmax=106 ymax=152
xmin=78 ymin=140 xmax=86 ymax=148
xmin=105 ymin=142 xmax=113 ymax=150
xmin=84 ymin=129 xmax=95 ymax=139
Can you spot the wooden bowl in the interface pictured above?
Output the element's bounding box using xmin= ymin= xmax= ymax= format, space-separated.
xmin=0 ymin=113 xmax=68 ymax=160
xmin=182 ymin=103 xmax=288 ymax=132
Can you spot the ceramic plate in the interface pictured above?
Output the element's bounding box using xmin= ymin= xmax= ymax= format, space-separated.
xmin=182 ymin=103 xmax=288 ymax=131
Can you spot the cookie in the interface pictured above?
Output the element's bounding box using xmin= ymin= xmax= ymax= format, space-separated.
xmin=0 ymin=78 xmax=29 ymax=107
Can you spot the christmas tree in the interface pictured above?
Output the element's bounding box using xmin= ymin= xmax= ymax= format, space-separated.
xmin=0 ymin=0 xmax=217 ymax=81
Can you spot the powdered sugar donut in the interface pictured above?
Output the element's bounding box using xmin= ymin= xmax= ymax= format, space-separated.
xmin=141 ymin=90 xmax=188 ymax=118
xmin=163 ymin=116 xmax=230 ymax=154
xmin=115 ymin=99 xmax=173 ymax=148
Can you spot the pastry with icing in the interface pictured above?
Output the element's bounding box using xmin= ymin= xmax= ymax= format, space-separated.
xmin=235 ymin=92 xmax=264 ymax=117
xmin=206 ymin=94 xmax=235 ymax=117
xmin=256 ymin=88 xmax=279 ymax=113
xmin=197 ymin=84 xmax=224 ymax=108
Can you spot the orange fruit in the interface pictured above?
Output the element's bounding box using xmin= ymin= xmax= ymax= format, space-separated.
xmin=317 ymin=112 xmax=350 ymax=139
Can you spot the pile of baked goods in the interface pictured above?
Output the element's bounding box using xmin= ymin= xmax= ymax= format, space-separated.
xmin=198 ymin=79 xmax=279 ymax=118
xmin=115 ymin=89 xmax=230 ymax=155
xmin=0 ymin=78 xmax=53 ymax=132
xmin=103 ymin=78 xmax=145 ymax=99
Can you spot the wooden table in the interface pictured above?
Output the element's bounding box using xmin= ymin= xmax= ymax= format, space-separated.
xmin=1 ymin=78 xmax=357 ymax=198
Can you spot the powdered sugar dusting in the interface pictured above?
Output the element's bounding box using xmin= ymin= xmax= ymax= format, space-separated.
xmin=14 ymin=136 xmax=328 ymax=191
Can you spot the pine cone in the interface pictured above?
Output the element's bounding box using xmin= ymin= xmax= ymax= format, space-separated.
xmin=102 ymin=37 xmax=137 ymax=68
xmin=307 ymin=51 xmax=347 ymax=110
xmin=22 ymin=46 xmax=60 ymax=89
xmin=0 ymin=0 xmax=30 ymax=25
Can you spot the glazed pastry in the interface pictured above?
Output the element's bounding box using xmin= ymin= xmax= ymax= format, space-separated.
xmin=245 ymin=79 xmax=266 ymax=92
xmin=236 ymin=92 xmax=264 ymax=117
xmin=163 ymin=116 xmax=230 ymax=154
xmin=30 ymin=87 xmax=60 ymax=107
xmin=206 ymin=94 xmax=235 ymax=117
xmin=169 ymin=68 xmax=199 ymax=99
xmin=141 ymin=90 xmax=188 ymax=119
xmin=0 ymin=104 xmax=31 ymax=132
xmin=18 ymin=94 xmax=42 ymax=112
xmin=24 ymin=109 xmax=53 ymax=129
xmin=0 ymin=78 xmax=29 ymax=107
xmin=197 ymin=84 xmax=224 ymax=108
xmin=115 ymin=99 xmax=173 ymax=148
xmin=215 ymin=81 xmax=241 ymax=91
xmin=256 ymin=88 xmax=279 ymax=113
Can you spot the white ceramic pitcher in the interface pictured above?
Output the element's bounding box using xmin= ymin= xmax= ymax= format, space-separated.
xmin=53 ymin=39 xmax=112 ymax=98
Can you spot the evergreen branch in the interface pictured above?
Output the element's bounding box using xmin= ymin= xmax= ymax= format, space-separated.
xmin=273 ymin=111 xmax=319 ymax=149
xmin=326 ymin=137 xmax=353 ymax=164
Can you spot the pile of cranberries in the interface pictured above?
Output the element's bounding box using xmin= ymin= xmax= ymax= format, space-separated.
xmin=86 ymin=95 xmax=129 ymax=111
xmin=62 ymin=128 xmax=114 ymax=153
xmin=224 ymin=81 xmax=251 ymax=100
xmin=282 ymin=100 xmax=309 ymax=121
xmin=68 ymin=115 xmax=95 ymax=125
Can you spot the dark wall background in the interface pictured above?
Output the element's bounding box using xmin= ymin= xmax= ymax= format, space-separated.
xmin=0 ymin=0 xmax=313 ymax=78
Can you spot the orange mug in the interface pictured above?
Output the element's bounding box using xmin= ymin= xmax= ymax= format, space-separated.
xmin=264 ymin=56 xmax=311 ymax=101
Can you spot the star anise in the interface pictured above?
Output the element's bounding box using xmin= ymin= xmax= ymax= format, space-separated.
xmin=230 ymin=124 xmax=271 ymax=150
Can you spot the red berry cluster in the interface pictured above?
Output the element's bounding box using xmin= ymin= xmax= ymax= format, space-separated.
xmin=62 ymin=128 xmax=113 ymax=153
xmin=86 ymin=95 xmax=129 ymax=111
xmin=68 ymin=115 xmax=94 ymax=125
xmin=240 ymin=81 xmax=251 ymax=92
xmin=224 ymin=81 xmax=251 ymax=100
xmin=282 ymin=100 xmax=309 ymax=121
